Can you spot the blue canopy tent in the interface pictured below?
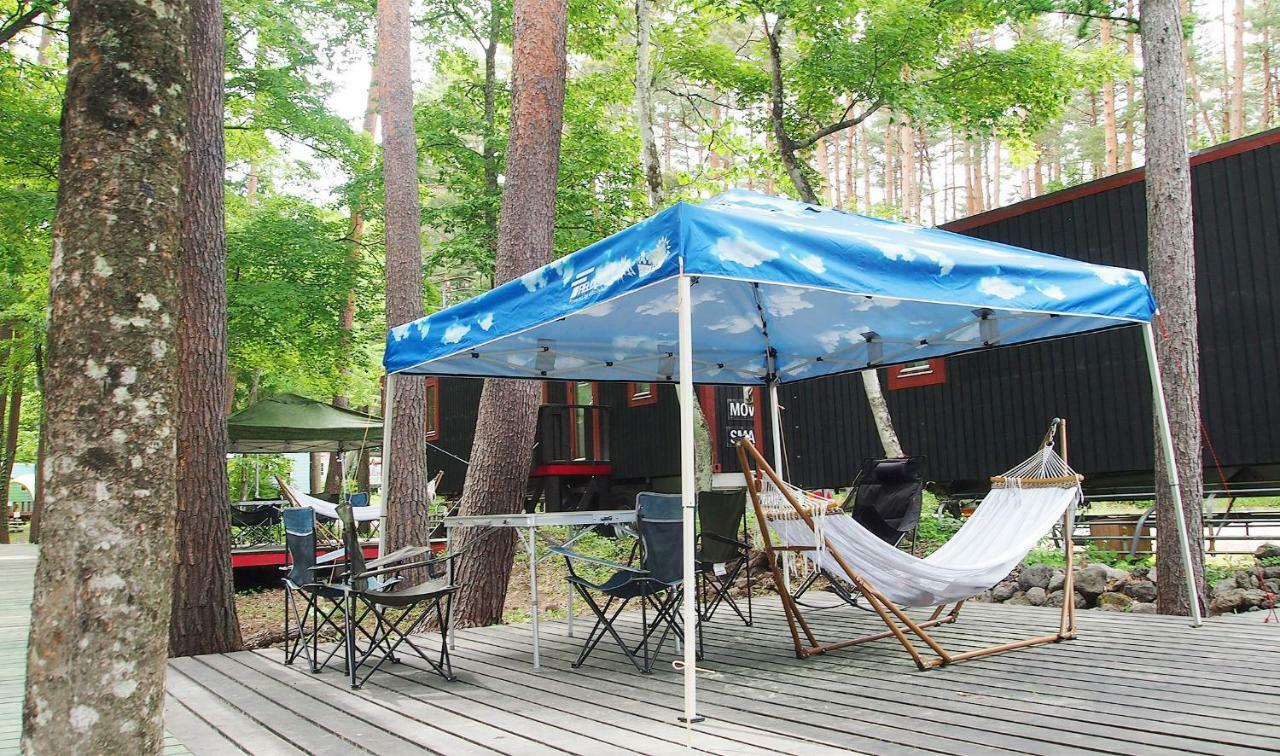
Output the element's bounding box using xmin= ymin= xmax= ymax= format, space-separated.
xmin=383 ymin=189 xmax=1201 ymax=721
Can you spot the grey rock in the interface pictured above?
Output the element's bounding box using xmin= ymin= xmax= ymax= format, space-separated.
xmin=1263 ymin=566 xmax=1280 ymax=580
xmin=1254 ymin=542 xmax=1280 ymax=560
xmin=1130 ymin=602 xmax=1157 ymax=614
xmin=1130 ymin=566 xmax=1151 ymax=579
xmin=1025 ymin=586 xmax=1048 ymax=606
xmin=1212 ymin=577 xmax=1240 ymax=596
xmin=1209 ymin=588 xmax=1269 ymax=615
xmin=1019 ymin=564 xmax=1054 ymax=591
xmin=1097 ymin=591 xmax=1134 ymax=611
xmin=991 ymin=581 xmax=1018 ymax=602
xmin=1044 ymin=590 xmax=1087 ymax=609
xmin=1075 ymin=564 xmax=1110 ymax=597
xmin=1048 ymin=570 xmax=1066 ymax=593
xmin=1005 ymin=592 xmax=1032 ymax=606
xmin=1121 ymin=579 xmax=1157 ymax=603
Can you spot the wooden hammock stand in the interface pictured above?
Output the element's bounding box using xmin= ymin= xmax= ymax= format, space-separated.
xmin=736 ymin=423 xmax=1080 ymax=671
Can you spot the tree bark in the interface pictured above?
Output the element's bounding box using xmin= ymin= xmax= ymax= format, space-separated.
xmin=0 ymin=372 xmax=22 ymax=545
xmin=1229 ymin=0 xmax=1245 ymax=138
xmin=1102 ymin=20 xmax=1119 ymax=174
xmin=1143 ymin=0 xmax=1207 ymax=616
xmin=378 ymin=0 xmax=433 ymax=571
xmin=28 ymin=345 xmax=44 ymax=544
xmin=170 ymin=0 xmax=242 ymax=658
xmin=452 ymin=0 xmax=569 ymax=628
xmin=636 ymin=0 xmax=662 ymax=207
xmin=23 ymin=0 xmax=187 ymax=749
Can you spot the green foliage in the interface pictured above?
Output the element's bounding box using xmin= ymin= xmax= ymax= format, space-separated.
xmin=228 ymin=454 xmax=294 ymax=500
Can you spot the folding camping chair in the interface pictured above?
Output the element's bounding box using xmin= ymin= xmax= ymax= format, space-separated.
xmin=695 ymin=489 xmax=753 ymax=626
xmin=335 ymin=503 xmax=460 ymax=689
xmin=231 ymin=502 xmax=281 ymax=547
xmin=281 ymin=507 xmax=348 ymax=673
xmin=792 ymin=456 xmax=924 ymax=608
xmin=552 ymin=492 xmax=691 ymax=673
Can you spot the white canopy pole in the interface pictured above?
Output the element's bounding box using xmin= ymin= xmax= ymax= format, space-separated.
xmin=1142 ymin=323 xmax=1203 ymax=626
xmin=676 ymin=273 xmax=701 ymax=724
xmin=379 ymin=372 xmax=396 ymax=557
xmin=767 ymin=381 xmax=784 ymax=476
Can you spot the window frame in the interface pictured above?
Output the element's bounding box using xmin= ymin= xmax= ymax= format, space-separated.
xmin=626 ymin=382 xmax=658 ymax=407
xmin=424 ymin=376 xmax=441 ymax=440
xmin=886 ymin=358 xmax=947 ymax=390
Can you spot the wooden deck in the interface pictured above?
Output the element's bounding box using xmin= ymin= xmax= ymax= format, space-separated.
xmin=4 ymin=544 xmax=1280 ymax=754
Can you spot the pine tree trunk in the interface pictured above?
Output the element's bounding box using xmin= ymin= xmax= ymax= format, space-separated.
xmin=23 ymin=0 xmax=187 ymax=749
xmin=309 ymin=452 xmax=325 ymax=493
xmin=1230 ymin=0 xmax=1246 ymax=138
xmin=28 ymin=345 xmax=44 ymax=544
xmin=1102 ymin=20 xmax=1119 ymax=174
xmin=378 ymin=0 xmax=433 ymax=569
xmin=171 ymin=0 xmax=242 ymax=657
xmin=0 ymin=372 xmax=18 ymax=545
xmin=636 ymin=0 xmax=661 ymax=207
xmin=1143 ymin=0 xmax=1208 ymax=616
xmin=451 ymin=0 xmax=569 ymax=628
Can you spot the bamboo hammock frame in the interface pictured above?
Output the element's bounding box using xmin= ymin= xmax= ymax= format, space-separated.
xmin=736 ymin=422 xmax=1079 ymax=671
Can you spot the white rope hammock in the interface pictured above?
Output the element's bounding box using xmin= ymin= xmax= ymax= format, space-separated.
xmin=761 ymin=445 xmax=1082 ymax=607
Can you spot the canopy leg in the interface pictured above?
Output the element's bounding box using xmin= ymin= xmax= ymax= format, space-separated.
xmin=677 ymin=274 xmax=702 ymax=724
xmin=379 ymin=373 xmax=396 ymax=558
xmin=1142 ymin=323 xmax=1203 ymax=626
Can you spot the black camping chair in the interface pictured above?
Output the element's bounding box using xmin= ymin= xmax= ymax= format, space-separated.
xmin=335 ymin=503 xmax=461 ymax=689
xmin=231 ymin=502 xmax=281 ymax=547
xmin=281 ymin=507 xmax=348 ymax=673
xmin=793 ymin=456 xmax=924 ymax=607
xmin=695 ymin=489 xmax=753 ymax=627
xmin=552 ymin=492 xmax=691 ymax=673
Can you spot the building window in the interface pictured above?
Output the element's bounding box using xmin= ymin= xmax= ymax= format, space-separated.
xmin=424 ymin=377 xmax=440 ymax=440
xmin=887 ymin=359 xmax=946 ymax=390
xmin=627 ymin=382 xmax=658 ymax=407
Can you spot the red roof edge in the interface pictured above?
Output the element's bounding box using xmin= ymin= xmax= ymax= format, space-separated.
xmin=939 ymin=127 xmax=1280 ymax=233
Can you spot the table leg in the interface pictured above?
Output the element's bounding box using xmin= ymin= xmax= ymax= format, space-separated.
xmin=527 ymin=527 xmax=540 ymax=668
xmin=446 ymin=527 xmax=456 ymax=651
xmin=567 ymin=575 xmax=575 ymax=638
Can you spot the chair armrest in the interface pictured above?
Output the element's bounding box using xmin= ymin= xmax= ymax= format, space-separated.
xmin=316 ymin=548 xmax=346 ymax=565
xmin=700 ymin=531 xmax=749 ymax=551
xmin=356 ymin=559 xmax=438 ymax=581
xmin=548 ymin=545 xmax=645 ymax=573
xmin=365 ymin=545 xmax=431 ymax=569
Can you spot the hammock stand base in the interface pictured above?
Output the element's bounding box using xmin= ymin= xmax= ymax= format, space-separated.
xmin=736 ymin=435 xmax=1078 ymax=672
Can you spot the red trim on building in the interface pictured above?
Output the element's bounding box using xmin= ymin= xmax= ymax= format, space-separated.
xmin=531 ymin=463 xmax=613 ymax=477
xmin=940 ymin=127 xmax=1280 ymax=233
xmin=886 ymin=359 xmax=947 ymax=390
xmin=626 ymin=382 xmax=659 ymax=407
xmin=231 ymin=544 xmax=381 ymax=569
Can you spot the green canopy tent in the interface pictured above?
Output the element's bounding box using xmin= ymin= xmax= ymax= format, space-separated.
xmin=227 ymin=393 xmax=383 ymax=454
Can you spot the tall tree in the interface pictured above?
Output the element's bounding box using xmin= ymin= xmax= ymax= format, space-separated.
xmin=23 ymin=0 xmax=187 ymax=750
xmin=451 ymin=0 xmax=569 ymax=627
xmin=0 ymin=366 xmax=22 ymax=544
xmin=1142 ymin=0 xmax=1207 ymax=615
xmin=170 ymin=0 xmax=243 ymax=657
xmin=379 ymin=0 xmax=433 ymax=565
xmin=636 ymin=0 xmax=661 ymax=206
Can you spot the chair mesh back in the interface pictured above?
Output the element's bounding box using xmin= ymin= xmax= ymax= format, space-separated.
xmin=283 ymin=507 xmax=317 ymax=586
xmin=336 ymin=503 xmax=366 ymax=589
xmin=349 ymin=491 xmax=370 ymax=507
xmin=849 ymin=457 xmax=924 ymax=545
xmin=697 ymin=489 xmax=747 ymax=564
xmin=636 ymin=492 xmax=684 ymax=585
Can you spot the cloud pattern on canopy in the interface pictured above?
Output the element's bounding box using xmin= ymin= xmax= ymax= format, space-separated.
xmin=384 ymin=190 xmax=1156 ymax=382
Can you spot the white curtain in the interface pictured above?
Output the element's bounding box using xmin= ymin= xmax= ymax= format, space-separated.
xmin=769 ymin=483 xmax=1078 ymax=607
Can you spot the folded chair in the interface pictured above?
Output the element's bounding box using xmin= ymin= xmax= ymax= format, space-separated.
xmin=281 ymin=507 xmax=348 ymax=673
xmin=792 ymin=456 xmax=923 ymax=608
xmin=737 ymin=419 xmax=1081 ymax=670
xmin=552 ymin=492 xmax=690 ymax=673
xmin=335 ymin=503 xmax=460 ymax=689
xmin=695 ymin=489 xmax=753 ymax=626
